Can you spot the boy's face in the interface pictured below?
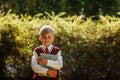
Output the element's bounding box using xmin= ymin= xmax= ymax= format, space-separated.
xmin=39 ymin=32 xmax=55 ymax=47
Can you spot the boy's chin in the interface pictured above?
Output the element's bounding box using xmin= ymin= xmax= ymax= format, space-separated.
xmin=44 ymin=43 xmax=51 ymax=46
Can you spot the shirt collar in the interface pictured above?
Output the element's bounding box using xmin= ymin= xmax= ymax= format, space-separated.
xmin=41 ymin=44 xmax=53 ymax=51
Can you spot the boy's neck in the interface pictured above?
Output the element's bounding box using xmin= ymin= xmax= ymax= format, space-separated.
xmin=42 ymin=44 xmax=52 ymax=47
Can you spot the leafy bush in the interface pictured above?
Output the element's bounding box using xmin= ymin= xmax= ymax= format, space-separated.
xmin=0 ymin=11 xmax=120 ymax=80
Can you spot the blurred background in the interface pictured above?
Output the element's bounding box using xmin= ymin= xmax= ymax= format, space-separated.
xmin=0 ymin=0 xmax=120 ymax=80
xmin=0 ymin=0 xmax=120 ymax=17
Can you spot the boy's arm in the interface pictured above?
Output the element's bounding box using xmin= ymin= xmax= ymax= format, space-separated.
xmin=31 ymin=51 xmax=58 ymax=78
xmin=47 ymin=50 xmax=63 ymax=70
xmin=31 ymin=51 xmax=48 ymax=75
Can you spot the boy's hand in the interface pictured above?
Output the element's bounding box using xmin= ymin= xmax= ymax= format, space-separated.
xmin=47 ymin=70 xmax=57 ymax=78
xmin=37 ymin=54 xmax=47 ymax=64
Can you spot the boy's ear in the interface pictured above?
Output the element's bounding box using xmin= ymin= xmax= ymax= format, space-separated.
xmin=52 ymin=36 xmax=55 ymax=42
xmin=53 ymin=36 xmax=55 ymax=40
xmin=38 ymin=35 xmax=42 ymax=42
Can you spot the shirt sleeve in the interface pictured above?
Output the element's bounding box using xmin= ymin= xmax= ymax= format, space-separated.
xmin=31 ymin=51 xmax=48 ymax=75
xmin=47 ymin=50 xmax=63 ymax=70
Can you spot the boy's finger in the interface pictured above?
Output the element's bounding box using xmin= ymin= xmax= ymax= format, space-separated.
xmin=40 ymin=54 xmax=44 ymax=60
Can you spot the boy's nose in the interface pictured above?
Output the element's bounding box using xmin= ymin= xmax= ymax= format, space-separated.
xmin=45 ymin=37 xmax=49 ymax=40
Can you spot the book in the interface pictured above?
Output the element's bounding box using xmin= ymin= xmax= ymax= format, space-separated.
xmin=41 ymin=53 xmax=58 ymax=61
xmin=38 ymin=53 xmax=58 ymax=77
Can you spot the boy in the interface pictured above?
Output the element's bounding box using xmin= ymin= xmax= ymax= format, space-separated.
xmin=31 ymin=25 xmax=63 ymax=80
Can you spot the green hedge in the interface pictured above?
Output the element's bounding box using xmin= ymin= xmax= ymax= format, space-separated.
xmin=0 ymin=11 xmax=120 ymax=80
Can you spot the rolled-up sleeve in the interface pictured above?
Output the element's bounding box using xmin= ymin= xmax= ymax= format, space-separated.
xmin=47 ymin=50 xmax=63 ymax=70
xmin=31 ymin=51 xmax=48 ymax=75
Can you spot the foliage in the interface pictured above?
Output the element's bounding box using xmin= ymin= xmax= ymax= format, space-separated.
xmin=0 ymin=0 xmax=120 ymax=16
xmin=0 ymin=11 xmax=120 ymax=80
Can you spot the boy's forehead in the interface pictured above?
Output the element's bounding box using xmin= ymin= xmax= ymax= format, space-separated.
xmin=41 ymin=32 xmax=54 ymax=37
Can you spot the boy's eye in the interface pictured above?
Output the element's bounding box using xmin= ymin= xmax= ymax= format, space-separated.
xmin=43 ymin=36 xmax=52 ymax=39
